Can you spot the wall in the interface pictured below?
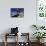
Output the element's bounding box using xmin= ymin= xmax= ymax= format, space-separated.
xmin=0 ymin=0 xmax=36 ymax=42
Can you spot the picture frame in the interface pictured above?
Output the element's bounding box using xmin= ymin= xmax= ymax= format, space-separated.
xmin=10 ymin=8 xmax=24 ymax=18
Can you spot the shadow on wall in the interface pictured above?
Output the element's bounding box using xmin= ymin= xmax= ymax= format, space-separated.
xmin=3 ymin=28 xmax=11 ymax=34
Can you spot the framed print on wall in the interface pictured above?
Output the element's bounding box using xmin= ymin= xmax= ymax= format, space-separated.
xmin=37 ymin=0 xmax=46 ymax=19
xmin=36 ymin=0 xmax=46 ymax=25
xmin=10 ymin=8 xmax=24 ymax=18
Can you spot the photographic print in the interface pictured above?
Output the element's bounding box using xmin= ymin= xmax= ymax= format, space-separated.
xmin=10 ymin=8 xmax=24 ymax=18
